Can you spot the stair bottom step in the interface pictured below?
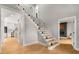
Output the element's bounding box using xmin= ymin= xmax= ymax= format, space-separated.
xmin=48 ymin=43 xmax=59 ymax=50
xmin=46 ymin=39 xmax=56 ymax=42
xmin=48 ymin=41 xmax=58 ymax=45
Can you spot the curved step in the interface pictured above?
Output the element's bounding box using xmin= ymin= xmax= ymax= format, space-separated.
xmin=48 ymin=41 xmax=58 ymax=45
xmin=48 ymin=43 xmax=59 ymax=50
xmin=46 ymin=38 xmax=56 ymax=42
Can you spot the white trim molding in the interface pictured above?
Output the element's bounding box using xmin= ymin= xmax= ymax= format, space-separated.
xmin=58 ymin=16 xmax=77 ymax=50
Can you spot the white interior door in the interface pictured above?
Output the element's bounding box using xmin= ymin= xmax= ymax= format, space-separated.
xmin=70 ymin=19 xmax=76 ymax=47
xmin=72 ymin=17 xmax=77 ymax=50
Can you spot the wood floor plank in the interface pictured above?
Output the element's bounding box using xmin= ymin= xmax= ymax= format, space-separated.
xmin=0 ymin=37 xmax=79 ymax=54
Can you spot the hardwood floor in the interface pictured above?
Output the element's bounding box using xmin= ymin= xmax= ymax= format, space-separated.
xmin=0 ymin=37 xmax=79 ymax=54
xmin=59 ymin=39 xmax=72 ymax=44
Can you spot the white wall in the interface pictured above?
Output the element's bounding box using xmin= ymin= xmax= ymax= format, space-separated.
xmin=0 ymin=9 xmax=1 ymax=43
xmin=23 ymin=14 xmax=38 ymax=46
xmin=67 ymin=22 xmax=73 ymax=37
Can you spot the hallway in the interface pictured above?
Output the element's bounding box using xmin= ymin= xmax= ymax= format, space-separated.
xmin=0 ymin=37 xmax=79 ymax=54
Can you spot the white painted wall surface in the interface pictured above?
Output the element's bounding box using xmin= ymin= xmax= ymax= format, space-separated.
xmin=23 ymin=15 xmax=38 ymax=46
xmin=0 ymin=8 xmax=1 ymax=43
xmin=67 ymin=22 xmax=73 ymax=37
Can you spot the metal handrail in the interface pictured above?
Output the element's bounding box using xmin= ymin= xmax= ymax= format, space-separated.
xmin=17 ymin=4 xmax=48 ymax=30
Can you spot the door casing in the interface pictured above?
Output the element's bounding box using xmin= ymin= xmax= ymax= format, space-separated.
xmin=58 ymin=16 xmax=77 ymax=50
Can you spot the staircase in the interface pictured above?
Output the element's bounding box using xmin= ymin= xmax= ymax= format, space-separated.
xmin=17 ymin=4 xmax=59 ymax=50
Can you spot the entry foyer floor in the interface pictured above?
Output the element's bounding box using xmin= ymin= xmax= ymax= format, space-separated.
xmin=0 ymin=37 xmax=79 ymax=54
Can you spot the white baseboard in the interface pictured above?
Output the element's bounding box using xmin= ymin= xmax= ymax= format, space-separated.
xmin=39 ymin=42 xmax=47 ymax=46
xmin=73 ymin=46 xmax=79 ymax=51
xmin=23 ymin=41 xmax=47 ymax=47
xmin=23 ymin=41 xmax=39 ymax=47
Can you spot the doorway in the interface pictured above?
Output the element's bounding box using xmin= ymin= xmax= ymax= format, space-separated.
xmin=0 ymin=8 xmax=25 ymax=46
xmin=58 ymin=16 xmax=77 ymax=49
xmin=60 ymin=22 xmax=67 ymax=37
